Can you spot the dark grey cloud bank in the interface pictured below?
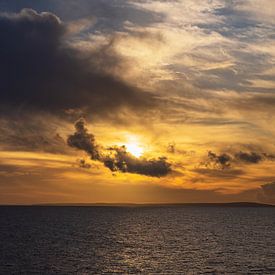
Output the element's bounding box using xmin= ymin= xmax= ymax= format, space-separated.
xmin=0 ymin=0 xmax=163 ymax=28
xmin=0 ymin=9 xmax=154 ymax=118
xmin=67 ymin=118 xmax=171 ymax=177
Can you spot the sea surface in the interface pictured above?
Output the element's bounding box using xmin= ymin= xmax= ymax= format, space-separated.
xmin=0 ymin=206 xmax=275 ymax=274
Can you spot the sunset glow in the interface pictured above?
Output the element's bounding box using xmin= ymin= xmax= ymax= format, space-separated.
xmin=0 ymin=1 xmax=275 ymax=205
xmin=125 ymin=142 xmax=144 ymax=158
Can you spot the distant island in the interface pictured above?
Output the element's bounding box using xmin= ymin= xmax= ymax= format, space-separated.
xmin=1 ymin=202 xmax=274 ymax=207
xmin=21 ymin=202 xmax=275 ymax=207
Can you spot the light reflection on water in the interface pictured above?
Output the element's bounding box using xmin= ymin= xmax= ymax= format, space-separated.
xmin=0 ymin=206 xmax=275 ymax=274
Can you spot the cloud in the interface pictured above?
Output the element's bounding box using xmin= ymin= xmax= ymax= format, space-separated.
xmin=235 ymin=0 xmax=275 ymax=25
xmin=200 ymin=149 xmax=275 ymax=170
xmin=193 ymin=167 xmax=244 ymax=180
xmin=0 ymin=9 xmax=154 ymax=118
xmin=104 ymin=145 xmax=171 ymax=177
xmin=258 ymin=182 xmax=275 ymax=204
xmin=130 ymin=0 xmax=275 ymax=99
xmin=0 ymin=2 xmax=275 ymax=201
xmin=77 ymin=159 xmax=92 ymax=169
xmin=67 ymin=118 xmax=100 ymax=160
xmin=0 ymin=114 xmax=69 ymax=153
xmin=67 ymin=118 xmax=171 ymax=177
xmin=235 ymin=151 xmax=263 ymax=164
xmin=200 ymin=151 xmax=231 ymax=170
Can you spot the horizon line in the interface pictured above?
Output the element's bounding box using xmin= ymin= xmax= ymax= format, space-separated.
xmin=0 ymin=202 xmax=274 ymax=207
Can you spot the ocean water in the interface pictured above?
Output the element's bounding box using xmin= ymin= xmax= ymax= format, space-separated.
xmin=0 ymin=206 xmax=275 ymax=274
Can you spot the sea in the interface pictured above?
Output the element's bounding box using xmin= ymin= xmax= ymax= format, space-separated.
xmin=0 ymin=206 xmax=275 ymax=274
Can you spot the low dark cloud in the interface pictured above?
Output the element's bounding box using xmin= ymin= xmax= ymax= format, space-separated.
xmin=67 ymin=118 xmax=100 ymax=160
xmin=200 ymin=151 xmax=232 ymax=170
xmin=235 ymin=151 xmax=263 ymax=164
xmin=104 ymin=146 xmax=171 ymax=177
xmin=0 ymin=9 xmax=154 ymax=118
xmin=67 ymin=118 xmax=171 ymax=177
xmin=200 ymin=150 xmax=275 ymax=170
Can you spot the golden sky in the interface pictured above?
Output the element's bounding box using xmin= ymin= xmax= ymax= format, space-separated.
xmin=0 ymin=1 xmax=275 ymax=204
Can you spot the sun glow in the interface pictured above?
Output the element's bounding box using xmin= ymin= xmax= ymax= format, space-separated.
xmin=125 ymin=142 xmax=144 ymax=158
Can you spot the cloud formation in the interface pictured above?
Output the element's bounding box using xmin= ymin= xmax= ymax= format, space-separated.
xmin=200 ymin=151 xmax=231 ymax=170
xmin=67 ymin=118 xmax=171 ymax=177
xmin=104 ymin=145 xmax=171 ymax=177
xmin=0 ymin=114 xmax=69 ymax=153
xmin=200 ymin=150 xmax=275 ymax=170
xmin=77 ymin=159 xmax=92 ymax=169
xmin=0 ymin=9 xmax=154 ymax=118
xmin=235 ymin=151 xmax=263 ymax=164
xmin=67 ymin=118 xmax=100 ymax=160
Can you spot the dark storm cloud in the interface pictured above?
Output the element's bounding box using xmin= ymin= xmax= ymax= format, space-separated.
xmin=0 ymin=0 xmax=163 ymax=27
xmin=67 ymin=118 xmax=171 ymax=177
xmin=0 ymin=9 xmax=154 ymax=117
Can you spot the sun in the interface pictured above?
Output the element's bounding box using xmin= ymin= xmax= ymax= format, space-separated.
xmin=125 ymin=142 xmax=144 ymax=158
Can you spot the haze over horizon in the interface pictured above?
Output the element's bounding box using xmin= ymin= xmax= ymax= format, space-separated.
xmin=1 ymin=0 xmax=275 ymax=204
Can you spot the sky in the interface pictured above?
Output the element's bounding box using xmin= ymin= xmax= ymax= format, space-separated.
xmin=0 ymin=0 xmax=275 ymax=204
